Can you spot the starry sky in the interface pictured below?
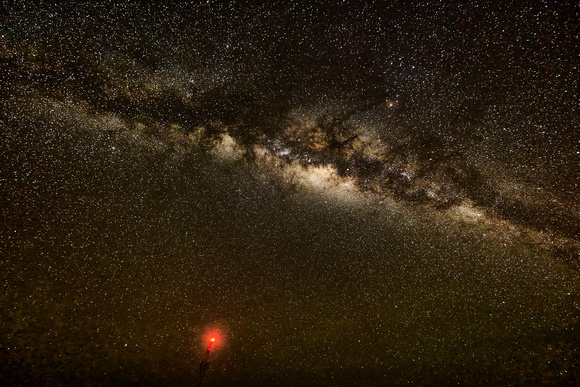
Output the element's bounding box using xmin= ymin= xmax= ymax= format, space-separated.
xmin=1 ymin=1 xmax=578 ymax=385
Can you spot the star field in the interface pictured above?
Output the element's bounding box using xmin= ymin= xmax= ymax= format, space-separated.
xmin=1 ymin=1 xmax=578 ymax=385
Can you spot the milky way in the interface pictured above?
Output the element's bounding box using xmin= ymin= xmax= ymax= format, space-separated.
xmin=1 ymin=2 xmax=578 ymax=385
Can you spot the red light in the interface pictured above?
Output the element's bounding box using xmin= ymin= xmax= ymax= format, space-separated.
xmin=202 ymin=329 xmax=222 ymax=350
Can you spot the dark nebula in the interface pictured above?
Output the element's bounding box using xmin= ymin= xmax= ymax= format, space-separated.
xmin=1 ymin=2 xmax=578 ymax=385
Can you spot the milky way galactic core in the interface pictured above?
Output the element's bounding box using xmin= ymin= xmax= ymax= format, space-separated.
xmin=1 ymin=2 xmax=578 ymax=385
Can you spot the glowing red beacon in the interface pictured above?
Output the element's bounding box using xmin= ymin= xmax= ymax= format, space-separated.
xmin=198 ymin=331 xmax=222 ymax=385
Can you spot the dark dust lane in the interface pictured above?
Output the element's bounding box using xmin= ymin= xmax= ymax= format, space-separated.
xmin=1 ymin=2 xmax=578 ymax=385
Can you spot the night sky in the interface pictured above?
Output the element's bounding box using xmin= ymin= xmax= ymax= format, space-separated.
xmin=1 ymin=1 xmax=578 ymax=385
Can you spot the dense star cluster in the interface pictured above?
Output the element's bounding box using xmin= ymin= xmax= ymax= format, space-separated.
xmin=1 ymin=1 xmax=578 ymax=385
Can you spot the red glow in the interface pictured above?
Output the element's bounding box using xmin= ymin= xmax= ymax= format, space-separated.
xmin=203 ymin=329 xmax=222 ymax=349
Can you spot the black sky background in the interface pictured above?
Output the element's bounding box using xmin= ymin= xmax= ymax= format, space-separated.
xmin=1 ymin=1 xmax=579 ymax=385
